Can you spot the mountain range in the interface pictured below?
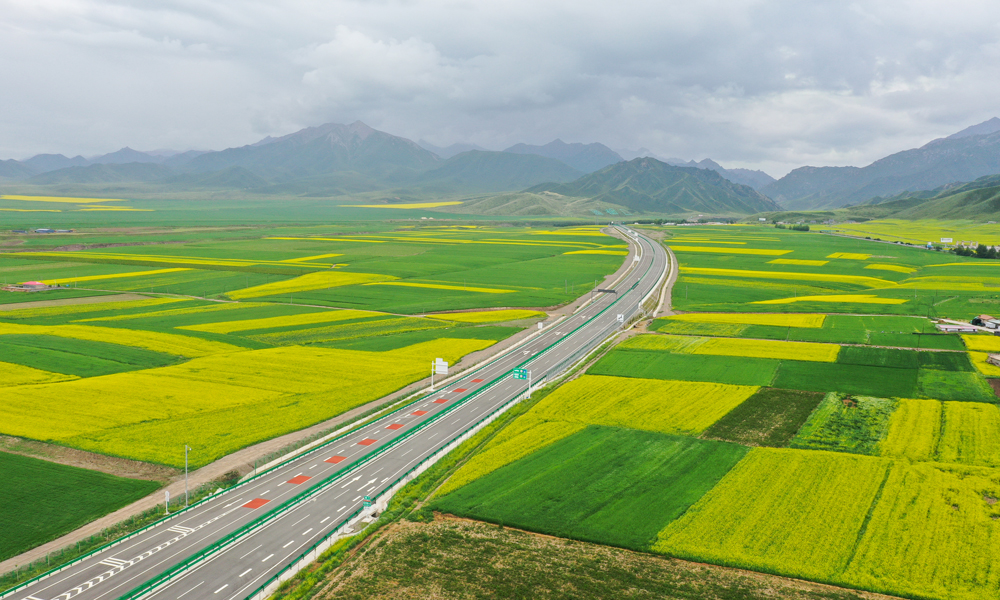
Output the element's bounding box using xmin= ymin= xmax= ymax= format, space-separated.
xmin=0 ymin=122 xmax=780 ymax=216
xmin=762 ymin=117 xmax=1000 ymax=210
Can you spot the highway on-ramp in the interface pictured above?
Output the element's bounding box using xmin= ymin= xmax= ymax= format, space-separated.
xmin=6 ymin=226 xmax=668 ymax=600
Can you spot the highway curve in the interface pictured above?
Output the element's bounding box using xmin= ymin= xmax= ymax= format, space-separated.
xmin=4 ymin=226 xmax=669 ymax=600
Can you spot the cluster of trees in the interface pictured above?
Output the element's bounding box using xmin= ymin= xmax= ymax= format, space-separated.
xmin=954 ymin=244 xmax=999 ymax=259
xmin=774 ymin=223 xmax=810 ymax=231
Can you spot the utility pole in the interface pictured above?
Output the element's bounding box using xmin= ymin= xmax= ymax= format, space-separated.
xmin=185 ymin=445 xmax=190 ymax=506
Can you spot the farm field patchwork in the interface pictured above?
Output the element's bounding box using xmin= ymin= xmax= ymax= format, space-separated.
xmin=438 ymin=374 xmax=757 ymax=496
xmin=654 ymin=448 xmax=893 ymax=583
xmin=0 ymin=338 xmax=495 ymax=467
xmin=789 ymin=393 xmax=897 ymax=455
xmin=701 ymin=388 xmax=825 ymax=447
xmin=0 ymin=451 xmax=160 ymax=562
xmin=659 ymin=224 xmax=1000 ymax=319
xmin=433 ymin=426 xmax=748 ymax=550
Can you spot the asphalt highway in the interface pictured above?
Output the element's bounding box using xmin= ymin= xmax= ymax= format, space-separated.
xmin=8 ymin=226 xmax=668 ymax=600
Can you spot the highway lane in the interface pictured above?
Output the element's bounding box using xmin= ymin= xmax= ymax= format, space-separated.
xmin=7 ymin=226 xmax=667 ymax=600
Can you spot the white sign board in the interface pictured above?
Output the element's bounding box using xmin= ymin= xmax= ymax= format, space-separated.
xmin=941 ymin=238 xmax=953 ymax=243
xmin=537 ymin=322 xmax=543 ymax=330
xmin=433 ymin=358 xmax=448 ymax=375
xmin=617 ymin=314 xmax=625 ymax=323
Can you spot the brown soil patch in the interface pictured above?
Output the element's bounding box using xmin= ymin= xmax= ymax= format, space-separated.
xmin=0 ymin=436 xmax=177 ymax=481
xmin=0 ymin=293 xmax=148 ymax=311
xmin=988 ymin=379 xmax=1000 ymax=399
xmin=311 ymin=517 xmax=902 ymax=600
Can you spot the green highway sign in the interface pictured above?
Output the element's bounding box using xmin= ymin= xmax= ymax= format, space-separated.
xmin=512 ymin=369 xmax=528 ymax=380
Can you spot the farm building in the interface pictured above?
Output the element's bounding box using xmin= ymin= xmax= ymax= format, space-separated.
xmin=2 ymin=281 xmax=51 ymax=292
xmin=936 ymin=323 xmax=978 ymax=333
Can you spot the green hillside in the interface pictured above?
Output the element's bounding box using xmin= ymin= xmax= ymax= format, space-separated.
xmin=526 ymin=157 xmax=781 ymax=215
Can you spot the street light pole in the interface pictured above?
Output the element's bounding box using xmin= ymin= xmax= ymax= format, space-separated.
xmin=185 ymin=445 xmax=190 ymax=506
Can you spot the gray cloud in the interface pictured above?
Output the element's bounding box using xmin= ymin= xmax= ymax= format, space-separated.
xmin=2 ymin=0 xmax=999 ymax=175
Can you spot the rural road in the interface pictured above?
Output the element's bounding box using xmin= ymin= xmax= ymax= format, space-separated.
xmin=4 ymin=226 xmax=668 ymax=600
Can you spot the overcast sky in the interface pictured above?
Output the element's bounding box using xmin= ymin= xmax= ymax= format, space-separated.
xmin=2 ymin=0 xmax=999 ymax=176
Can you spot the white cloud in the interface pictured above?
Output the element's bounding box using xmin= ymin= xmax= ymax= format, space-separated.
xmin=1 ymin=0 xmax=1000 ymax=175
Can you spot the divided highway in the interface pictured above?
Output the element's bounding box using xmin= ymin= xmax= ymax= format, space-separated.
xmin=7 ymin=226 xmax=668 ymax=600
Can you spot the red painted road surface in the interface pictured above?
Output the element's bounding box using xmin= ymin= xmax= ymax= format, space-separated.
xmin=357 ymin=438 xmax=378 ymax=446
xmin=287 ymin=476 xmax=311 ymax=485
xmin=243 ymin=498 xmax=270 ymax=509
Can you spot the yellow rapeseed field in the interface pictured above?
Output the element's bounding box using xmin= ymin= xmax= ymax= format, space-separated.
xmin=0 ymin=208 xmax=61 ymax=212
xmin=364 ymin=281 xmax=514 ymax=294
xmin=563 ymin=249 xmax=628 ymax=255
xmin=826 ymin=252 xmax=871 ymax=260
xmin=665 ymin=313 xmax=825 ymax=328
xmin=0 ymin=297 xmax=182 ymax=319
xmin=228 ymin=271 xmax=396 ymax=299
xmin=693 ymin=337 xmax=840 ymax=362
xmin=0 ymin=361 xmax=77 ymax=387
xmin=0 ymin=195 xmax=126 ymax=203
xmin=0 ymin=322 xmax=243 ymax=357
xmin=180 ymin=308 xmax=382 ymax=334
xmin=670 ymin=246 xmax=792 ymax=256
xmin=429 ymin=309 xmax=546 ymax=324
xmin=0 ymin=338 xmax=493 ymax=466
xmin=864 ymin=263 xmax=917 ymax=274
xmin=962 ymin=335 xmax=1000 ymax=352
xmin=754 ymin=294 xmax=908 ymax=305
xmin=679 ymin=267 xmax=894 ymax=288
xmin=936 ymin=402 xmax=1000 ymax=468
xmin=842 ymin=461 xmax=1000 ymax=600
xmin=969 ymin=351 xmax=1000 ymax=377
xmin=880 ymin=399 xmax=940 ymax=462
xmin=41 ymin=268 xmax=191 ymax=285
xmin=767 ymin=259 xmax=829 ymax=266
xmin=281 ymin=253 xmax=344 ymax=263
xmin=618 ymin=334 xmax=708 ymax=353
xmin=654 ymin=448 xmax=893 ymax=583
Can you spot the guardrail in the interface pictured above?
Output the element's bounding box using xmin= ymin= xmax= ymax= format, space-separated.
xmin=114 ymin=234 xmax=660 ymax=600
xmin=242 ymin=233 xmax=661 ymax=600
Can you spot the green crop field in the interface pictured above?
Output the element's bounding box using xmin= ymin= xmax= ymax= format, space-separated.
xmin=589 ymin=349 xmax=780 ymax=386
xmin=789 ymin=393 xmax=897 ymax=455
xmin=917 ymin=369 xmax=997 ymax=402
xmin=0 ymin=451 xmax=160 ymax=562
xmin=433 ymin=426 xmax=748 ymax=550
xmin=772 ymin=361 xmax=919 ymax=397
xmin=0 ymin=334 xmax=180 ymax=377
xmin=701 ymin=388 xmax=825 ymax=447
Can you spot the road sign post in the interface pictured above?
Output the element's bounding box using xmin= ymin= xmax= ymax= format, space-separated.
xmin=164 ymin=490 xmax=170 ymax=515
xmin=513 ymin=368 xmax=532 ymax=398
xmin=363 ymin=495 xmax=373 ymax=508
xmin=431 ymin=358 xmax=448 ymax=390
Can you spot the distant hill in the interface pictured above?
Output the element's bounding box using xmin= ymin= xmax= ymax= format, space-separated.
xmin=762 ymin=118 xmax=1000 ymax=209
xmin=0 ymin=159 xmax=36 ymax=180
xmin=180 ymin=121 xmax=439 ymax=182
xmin=503 ymin=140 xmax=623 ymax=173
xmin=415 ymin=150 xmax=582 ymax=191
xmin=89 ymin=147 xmax=166 ymax=165
xmin=28 ymin=163 xmax=172 ymax=184
xmin=664 ymin=158 xmax=775 ymax=190
xmin=848 ymin=174 xmax=1000 ymax=220
xmin=526 ymin=157 xmax=781 ymax=215
xmin=22 ymin=154 xmax=88 ymax=173
xmin=417 ymin=140 xmax=491 ymax=159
